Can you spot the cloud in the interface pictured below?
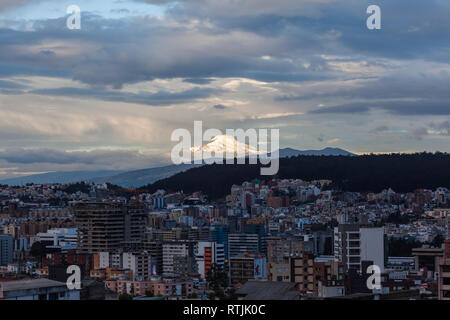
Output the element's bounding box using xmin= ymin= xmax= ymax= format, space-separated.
xmin=309 ymin=101 xmax=450 ymax=116
xmin=29 ymin=86 xmax=222 ymax=106
xmin=183 ymin=78 xmax=214 ymax=85
xmin=0 ymin=148 xmax=171 ymax=174
xmin=213 ymin=104 xmax=227 ymax=110
xmin=411 ymin=127 xmax=428 ymax=140
xmin=369 ymin=125 xmax=389 ymax=134
xmin=0 ymin=0 xmax=38 ymax=12
xmin=327 ymin=138 xmax=342 ymax=144
xmin=429 ymin=120 xmax=450 ymax=136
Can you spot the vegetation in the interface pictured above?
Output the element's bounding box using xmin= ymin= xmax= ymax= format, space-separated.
xmin=30 ymin=241 xmax=45 ymax=264
xmin=388 ymin=238 xmax=422 ymax=256
xmin=140 ymin=153 xmax=450 ymax=200
xmin=118 ymin=293 xmax=133 ymax=300
xmin=63 ymin=182 xmax=91 ymax=194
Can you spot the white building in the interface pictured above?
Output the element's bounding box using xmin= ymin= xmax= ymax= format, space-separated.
xmin=334 ymin=224 xmax=386 ymax=272
xmin=196 ymin=241 xmax=225 ymax=279
xmin=122 ymin=252 xmax=153 ymax=281
xmin=36 ymin=228 xmax=77 ymax=252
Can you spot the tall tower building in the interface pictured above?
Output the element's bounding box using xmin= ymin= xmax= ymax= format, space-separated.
xmin=74 ymin=202 xmax=146 ymax=254
xmin=0 ymin=235 xmax=13 ymax=266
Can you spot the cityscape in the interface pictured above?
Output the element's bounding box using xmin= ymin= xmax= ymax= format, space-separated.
xmin=0 ymin=176 xmax=449 ymax=301
xmin=0 ymin=0 xmax=450 ymax=312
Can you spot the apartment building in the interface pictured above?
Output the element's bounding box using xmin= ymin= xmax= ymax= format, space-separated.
xmin=196 ymin=241 xmax=225 ymax=280
xmin=229 ymin=253 xmax=267 ymax=284
xmin=162 ymin=240 xmax=196 ymax=275
xmin=74 ymin=202 xmax=146 ymax=254
xmin=228 ymin=233 xmax=259 ymax=258
xmin=0 ymin=234 xmax=13 ymax=266
xmin=334 ymin=224 xmax=386 ymax=272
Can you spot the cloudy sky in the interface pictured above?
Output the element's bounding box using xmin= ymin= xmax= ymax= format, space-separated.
xmin=0 ymin=0 xmax=449 ymax=178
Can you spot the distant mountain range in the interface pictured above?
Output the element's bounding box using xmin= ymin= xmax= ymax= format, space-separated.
xmin=278 ymin=147 xmax=355 ymax=157
xmin=0 ymin=170 xmax=122 ymax=186
xmin=0 ymin=147 xmax=355 ymax=187
xmin=90 ymin=163 xmax=202 ymax=188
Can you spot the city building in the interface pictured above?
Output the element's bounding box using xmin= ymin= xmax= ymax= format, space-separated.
xmin=229 ymin=253 xmax=267 ymax=284
xmin=438 ymin=239 xmax=450 ymax=300
xmin=0 ymin=279 xmax=80 ymax=300
xmin=162 ymin=241 xmax=196 ymax=275
xmin=196 ymin=241 xmax=225 ymax=280
xmin=74 ymin=202 xmax=146 ymax=254
xmin=334 ymin=224 xmax=386 ymax=272
xmin=0 ymin=234 xmax=13 ymax=266
xmin=228 ymin=233 xmax=259 ymax=258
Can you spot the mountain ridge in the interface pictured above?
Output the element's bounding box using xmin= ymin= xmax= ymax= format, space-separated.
xmin=0 ymin=147 xmax=355 ymax=187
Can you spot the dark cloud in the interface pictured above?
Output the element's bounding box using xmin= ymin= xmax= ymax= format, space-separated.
xmin=0 ymin=79 xmax=28 ymax=89
xmin=0 ymin=0 xmax=447 ymax=89
xmin=278 ymin=74 xmax=450 ymax=102
xmin=411 ymin=127 xmax=429 ymax=140
xmin=0 ymin=148 xmax=171 ymax=172
xmin=29 ymin=86 xmax=222 ymax=106
xmin=213 ymin=104 xmax=227 ymax=110
xmin=309 ymin=101 xmax=450 ymax=116
xmin=369 ymin=125 xmax=389 ymax=134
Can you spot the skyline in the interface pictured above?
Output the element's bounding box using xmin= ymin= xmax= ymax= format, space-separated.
xmin=0 ymin=0 xmax=450 ymax=179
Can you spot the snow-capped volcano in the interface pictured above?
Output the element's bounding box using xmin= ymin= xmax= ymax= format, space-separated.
xmin=190 ymin=134 xmax=262 ymax=157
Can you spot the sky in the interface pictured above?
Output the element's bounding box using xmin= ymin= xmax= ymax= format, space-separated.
xmin=0 ymin=0 xmax=449 ymax=178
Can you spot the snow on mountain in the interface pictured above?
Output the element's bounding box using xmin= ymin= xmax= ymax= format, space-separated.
xmin=190 ymin=134 xmax=261 ymax=157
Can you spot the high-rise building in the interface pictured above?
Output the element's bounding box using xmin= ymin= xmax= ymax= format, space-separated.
xmin=74 ymin=202 xmax=146 ymax=254
xmin=228 ymin=233 xmax=259 ymax=258
xmin=243 ymin=223 xmax=267 ymax=255
xmin=210 ymin=225 xmax=230 ymax=260
xmin=266 ymin=237 xmax=309 ymax=281
xmin=122 ymin=252 xmax=153 ymax=281
xmin=162 ymin=240 xmax=196 ymax=275
xmin=196 ymin=241 xmax=225 ymax=279
xmin=229 ymin=253 xmax=267 ymax=284
xmin=0 ymin=234 xmax=13 ymax=266
xmin=334 ymin=224 xmax=386 ymax=272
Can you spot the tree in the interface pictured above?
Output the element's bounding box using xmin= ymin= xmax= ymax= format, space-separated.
xmin=30 ymin=241 xmax=45 ymax=264
xmin=388 ymin=238 xmax=422 ymax=256
xmin=430 ymin=234 xmax=444 ymax=248
xmin=145 ymin=291 xmax=154 ymax=297
xmin=187 ymin=292 xmax=198 ymax=299
xmin=119 ymin=293 xmax=133 ymax=300
xmin=206 ymin=264 xmax=229 ymax=289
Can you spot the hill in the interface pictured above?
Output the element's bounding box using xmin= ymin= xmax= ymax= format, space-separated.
xmin=139 ymin=152 xmax=450 ymax=200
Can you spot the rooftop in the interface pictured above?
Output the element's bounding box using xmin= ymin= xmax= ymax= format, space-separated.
xmin=0 ymin=278 xmax=66 ymax=292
